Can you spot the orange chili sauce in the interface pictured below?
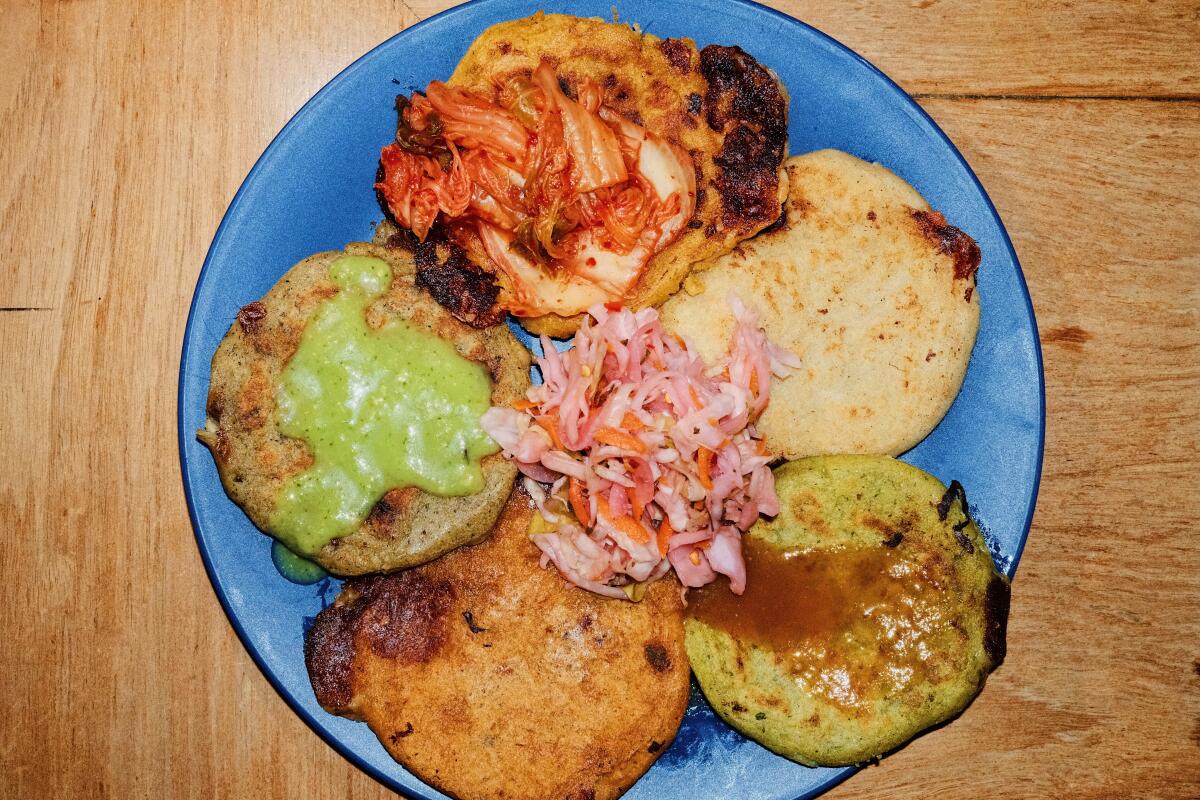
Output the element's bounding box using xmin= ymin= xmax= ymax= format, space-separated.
xmin=687 ymin=537 xmax=949 ymax=712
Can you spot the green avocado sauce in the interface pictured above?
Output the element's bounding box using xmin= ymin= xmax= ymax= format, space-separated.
xmin=269 ymin=254 xmax=498 ymax=557
xmin=270 ymin=540 xmax=327 ymax=585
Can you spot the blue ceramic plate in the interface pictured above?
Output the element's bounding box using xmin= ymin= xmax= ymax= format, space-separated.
xmin=178 ymin=1 xmax=1044 ymax=797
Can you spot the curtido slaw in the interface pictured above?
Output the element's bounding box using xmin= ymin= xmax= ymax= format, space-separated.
xmin=481 ymin=298 xmax=800 ymax=599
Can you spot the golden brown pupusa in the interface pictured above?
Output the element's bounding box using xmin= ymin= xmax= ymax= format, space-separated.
xmin=305 ymin=491 xmax=691 ymax=800
xmin=661 ymin=149 xmax=981 ymax=459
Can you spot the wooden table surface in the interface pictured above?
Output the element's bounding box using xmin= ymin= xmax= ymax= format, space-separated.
xmin=2 ymin=1 xmax=1197 ymax=797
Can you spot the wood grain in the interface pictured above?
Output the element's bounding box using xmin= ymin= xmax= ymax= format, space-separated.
xmin=823 ymin=96 xmax=1200 ymax=800
xmin=773 ymin=0 xmax=1200 ymax=98
xmin=1 ymin=1 xmax=1197 ymax=799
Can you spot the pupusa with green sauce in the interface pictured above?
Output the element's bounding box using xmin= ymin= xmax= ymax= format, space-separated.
xmin=198 ymin=242 xmax=530 ymax=576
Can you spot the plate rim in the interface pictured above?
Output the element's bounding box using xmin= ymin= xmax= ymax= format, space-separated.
xmin=176 ymin=0 xmax=1046 ymax=796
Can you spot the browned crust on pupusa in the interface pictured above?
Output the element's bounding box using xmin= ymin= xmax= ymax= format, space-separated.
xmin=412 ymin=237 xmax=506 ymax=328
xmin=982 ymin=575 xmax=1011 ymax=664
xmin=306 ymin=571 xmax=457 ymax=710
xmin=305 ymin=490 xmax=690 ymax=800
xmin=196 ymin=242 xmax=531 ymax=575
xmin=910 ymin=209 xmax=982 ymax=300
xmin=699 ymin=44 xmax=790 ymax=229
xmin=376 ymin=12 xmax=789 ymax=338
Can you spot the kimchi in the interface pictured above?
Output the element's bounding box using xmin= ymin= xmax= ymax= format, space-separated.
xmin=376 ymin=64 xmax=697 ymax=318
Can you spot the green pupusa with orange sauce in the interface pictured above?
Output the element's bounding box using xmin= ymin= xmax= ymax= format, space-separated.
xmin=685 ymin=455 xmax=1010 ymax=767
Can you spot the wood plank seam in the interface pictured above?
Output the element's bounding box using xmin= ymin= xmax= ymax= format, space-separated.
xmin=913 ymin=93 xmax=1200 ymax=103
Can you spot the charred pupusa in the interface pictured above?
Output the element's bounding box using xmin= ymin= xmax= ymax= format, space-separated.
xmin=412 ymin=238 xmax=504 ymax=328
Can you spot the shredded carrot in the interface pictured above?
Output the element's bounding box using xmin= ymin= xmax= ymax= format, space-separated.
xmin=534 ymin=414 xmax=564 ymax=450
xmin=614 ymin=515 xmax=650 ymax=544
xmin=596 ymin=496 xmax=650 ymax=544
xmin=593 ymin=426 xmax=648 ymax=453
xmin=512 ymin=398 xmax=538 ymax=411
xmin=568 ymin=478 xmax=591 ymax=527
xmin=689 ymin=385 xmax=701 ymax=407
xmin=621 ymin=412 xmax=647 ymax=432
xmin=631 ymin=489 xmax=646 ymax=523
xmin=750 ymin=369 xmax=760 ymax=395
xmin=696 ymin=447 xmax=714 ymax=490
xmin=604 ymin=301 xmax=623 ymax=312
xmin=656 ymin=518 xmax=673 ymax=557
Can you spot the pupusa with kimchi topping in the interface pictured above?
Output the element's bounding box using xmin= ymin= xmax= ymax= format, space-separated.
xmin=374 ymin=12 xmax=789 ymax=337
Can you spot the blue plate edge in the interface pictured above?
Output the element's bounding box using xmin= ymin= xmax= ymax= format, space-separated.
xmin=174 ymin=0 xmax=1047 ymax=796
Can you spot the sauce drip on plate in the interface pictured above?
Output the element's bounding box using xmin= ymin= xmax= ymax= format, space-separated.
xmin=271 ymin=540 xmax=328 ymax=585
xmin=687 ymin=536 xmax=951 ymax=713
